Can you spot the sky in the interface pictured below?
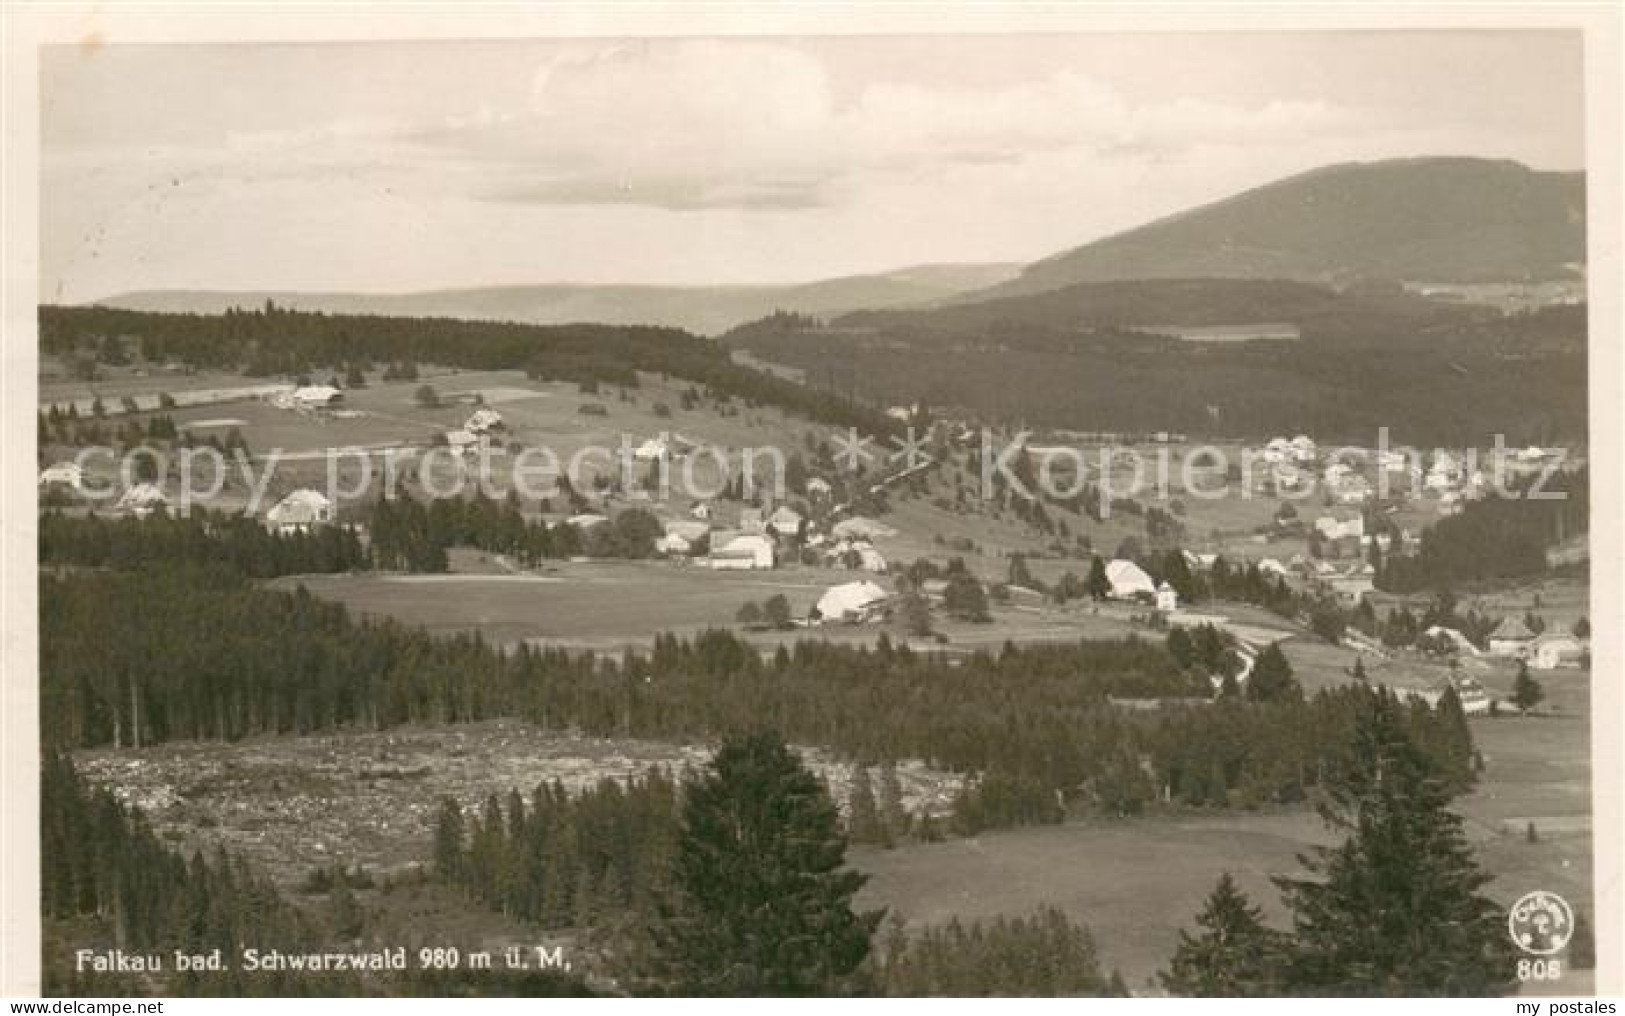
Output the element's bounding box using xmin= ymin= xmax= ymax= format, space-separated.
xmin=40 ymin=31 xmax=1585 ymax=303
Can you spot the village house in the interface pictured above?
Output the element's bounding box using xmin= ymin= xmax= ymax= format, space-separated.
xmin=1324 ymin=563 xmax=1375 ymax=605
xmin=38 ymin=462 xmax=83 ymax=489
xmin=633 ymin=435 xmax=671 ymax=462
xmin=265 ymin=489 xmax=334 ymax=534
xmin=567 ymin=512 xmax=609 ymax=530
xmin=805 ymin=477 xmax=833 ymax=499
xmin=116 ymin=483 xmax=167 ymax=519
xmin=1257 ymin=558 xmax=1290 ymax=579
xmin=657 ymin=519 xmax=709 ymax=557
xmin=1106 ymin=559 xmax=1157 ymax=601
xmin=1314 ymin=511 xmax=1365 ymax=542
xmin=738 ymin=507 xmax=766 ymax=535
xmin=708 ymin=532 xmax=775 ymax=570
xmin=766 ymin=505 xmax=804 ymax=540
xmin=815 ymin=580 xmax=890 ymax=624
xmin=464 ymin=408 xmax=504 ymax=434
xmin=1181 ymin=550 xmax=1218 ymax=572
xmin=1422 ymin=625 xmax=1482 ymax=656
xmin=825 ymin=538 xmax=887 ymax=572
xmin=291 ymin=384 xmax=343 ymax=409
xmin=853 ymin=543 xmax=888 ymax=573
xmin=654 ymin=532 xmax=693 ymax=557
xmin=444 ymin=429 xmax=480 ymax=456
xmin=831 ymin=516 xmax=896 ymax=542
xmin=1528 ymin=632 xmax=1588 ymax=669
xmin=1331 ymin=473 xmax=1374 ymax=504
xmin=1155 ymin=581 xmax=1179 ymax=612
xmin=1395 ymin=675 xmax=1492 ymax=715
xmin=1487 ymin=616 xmax=1537 ymax=658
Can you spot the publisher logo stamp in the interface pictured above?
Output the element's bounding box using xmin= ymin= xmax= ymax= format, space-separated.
xmin=1508 ymin=890 xmax=1574 ymax=956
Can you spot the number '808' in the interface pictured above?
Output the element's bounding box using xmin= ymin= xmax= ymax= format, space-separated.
xmin=1519 ymin=958 xmax=1562 ymax=981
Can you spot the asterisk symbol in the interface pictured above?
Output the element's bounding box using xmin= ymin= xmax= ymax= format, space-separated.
xmin=890 ymin=427 xmax=932 ymax=470
xmin=832 ymin=427 xmax=876 ymax=472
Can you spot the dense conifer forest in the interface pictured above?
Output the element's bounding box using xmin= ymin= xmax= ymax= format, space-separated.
xmin=41 ymin=753 xmax=352 ymax=996
xmin=42 ymin=562 xmax=1477 ymax=824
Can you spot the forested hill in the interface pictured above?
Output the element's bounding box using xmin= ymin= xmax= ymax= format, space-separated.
xmin=973 ymin=157 xmax=1585 ymax=300
xmin=834 ymin=277 xmax=1465 ymax=337
xmin=38 ymin=304 xmax=899 ymax=435
xmin=730 ymin=282 xmax=1586 ymax=443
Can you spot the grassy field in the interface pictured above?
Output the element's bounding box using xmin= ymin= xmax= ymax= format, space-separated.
xmin=855 ymin=662 xmax=1595 ymax=994
xmin=280 ymin=559 xmax=1180 ymax=655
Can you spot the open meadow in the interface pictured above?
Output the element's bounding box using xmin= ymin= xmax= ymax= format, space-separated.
xmin=856 ymin=663 xmax=1594 ymax=993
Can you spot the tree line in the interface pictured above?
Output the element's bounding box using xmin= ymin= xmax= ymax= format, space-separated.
xmin=41 ymin=752 xmax=354 ymax=996
xmin=40 ymin=510 xmax=367 ymax=578
xmin=365 ymin=492 xmax=663 ymax=571
xmin=1377 ymin=469 xmax=1588 ymax=592
xmin=431 ymin=772 xmax=680 ymax=931
xmin=43 ymin=563 xmax=1476 ymax=830
xmin=1158 ymin=690 xmax=1522 ymax=995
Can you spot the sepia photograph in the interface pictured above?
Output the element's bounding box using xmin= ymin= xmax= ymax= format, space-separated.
xmin=2 ymin=2 xmax=1620 ymax=1001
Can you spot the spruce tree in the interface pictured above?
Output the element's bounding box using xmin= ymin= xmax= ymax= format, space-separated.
xmin=431 ymin=797 xmax=466 ymax=883
xmin=1246 ymin=643 xmax=1301 ymax=703
xmin=846 ymin=765 xmax=887 ymax=846
xmin=1511 ymin=662 xmax=1544 ymax=714
xmin=639 ymin=732 xmax=882 ymax=995
xmin=877 ymin=763 xmax=909 ymax=845
xmin=1159 ymin=873 xmax=1285 ymax=996
xmin=1086 ymin=556 xmax=1111 ymax=600
xmin=1275 ymin=690 xmax=1516 ymax=995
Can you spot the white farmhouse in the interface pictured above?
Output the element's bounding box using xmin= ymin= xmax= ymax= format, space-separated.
xmin=1105 ymin=559 xmax=1157 ymax=600
xmin=815 ymin=580 xmax=890 ymax=623
xmin=465 ymin=408 xmax=504 ymax=434
xmin=1155 ymin=581 xmax=1179 ymax=612
xmin=1487 ymin=616 xmax=1537 ymax=657
xmin=767 ymin=505 xmax=804 ymax=539
xmin=292 ymin=385 xmax=343 ymax=409
xmin=116 ymin=483 xmax=167 ymax=519
xmin=708 ymin=533 xmax=775 ymax=570
xmin=1528 ymin=633 xmax=1587 ymax=669
xmin=266 ymin=488 xmax=334 ymax=533
xmin=38 ymin=462 xmax=83 ymax=489
xmin=655 ymin=532 xmax=693 ymax=557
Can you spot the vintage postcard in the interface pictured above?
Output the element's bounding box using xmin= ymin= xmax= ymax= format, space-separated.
xmin=2 ymin=2 xmax=1619 ymax=1000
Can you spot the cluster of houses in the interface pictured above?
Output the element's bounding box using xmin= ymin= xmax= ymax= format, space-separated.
xmin=655 ymin=501 xmax=893 ymax=574
xmin=1252 ymin=434 xmax=1571 ymax=514
xmin=1485 ymin=616 xmax=1589 ymax=669
xmin=1248 ymin=550 xmax=1378 ymax=605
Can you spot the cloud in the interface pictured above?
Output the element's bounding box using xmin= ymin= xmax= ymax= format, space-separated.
xmin=412 ymin=40 xmax=1358 ymax=210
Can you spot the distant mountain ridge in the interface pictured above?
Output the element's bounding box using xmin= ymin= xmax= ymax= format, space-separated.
xmin=971 ymin=157 xmax=1585 ymax=302
xmin=96 ymin=263 xmax=1021 ymax=337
